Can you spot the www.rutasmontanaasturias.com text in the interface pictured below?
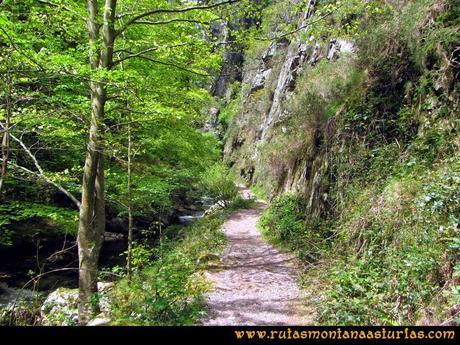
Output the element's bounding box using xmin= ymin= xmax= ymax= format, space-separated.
xmin=234 ymin=327 xmax=456 ymax=341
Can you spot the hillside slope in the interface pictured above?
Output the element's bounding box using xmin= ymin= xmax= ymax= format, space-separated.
xmin=220 ymin=0 xmax=459 ymax=325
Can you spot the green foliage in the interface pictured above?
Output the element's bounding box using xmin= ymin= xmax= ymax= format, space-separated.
xmin=252 ymin=54 xmax=362 ymax=196
xmin=0 ymin=295 xmax=44 ymax=326
xmin=250 ymin=184 xmax=269 ymax=201
xmin=229 ymin=195 xmax=256 ymax=211
xmin=200 ymin=163 xmax=238 ymax=206
xmin=258 ymin=0 xmax=296 ymax=37
xmin=129 ymin=242 xmax=156 ymax=272
xmin=0 ymin=228 xmax=13 ymax=247
xmin=110 ymin=213 xmax=226 ymax=325
xmin=0 ymin=201 xmax=78 ymax=242
xmin=0 ymin=0 xmax=237 ymax=328
xmin=313 ymin=159 xmax=459 ymax=325
xmin=310 ymin=0 xmax=459 ymax=323
xmin=0 ymin=0 xmax=226 ymax=248
xmin=259 ymin=193 xmax=330 ymax=261
xmin=308 ymin=0 xmax=388 ymax=41
xmin=218 ymin=84 xmax=242 ymax=133
xmin=259 ymin=193 xmax=305 ymax=244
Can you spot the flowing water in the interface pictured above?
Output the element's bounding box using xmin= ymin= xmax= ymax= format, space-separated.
xmin=0 ymin=199 xmax=212 ymax=306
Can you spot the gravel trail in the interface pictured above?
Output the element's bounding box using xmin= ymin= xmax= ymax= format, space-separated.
xmin=201 ymin=193 xmax=310 ymax=326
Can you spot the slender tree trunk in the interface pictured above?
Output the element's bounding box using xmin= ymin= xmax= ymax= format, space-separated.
xmin=0 ymin=75 xmax=11 ymax=194
xmin=78 ymin=0 xmax=116 ymax=323
xmin=117 ymin=36 xmax=133 ymax=278
xmin=126 ymin=122 xmax=133 ymax=277
xmin=77 ymin=81 xmax=106 ymax=323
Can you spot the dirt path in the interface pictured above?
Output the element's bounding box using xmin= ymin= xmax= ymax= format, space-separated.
xmin=201 ymin=192 xmax=311 ymax=326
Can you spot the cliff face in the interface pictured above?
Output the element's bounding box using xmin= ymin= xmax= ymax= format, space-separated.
xmin=223 ymin=1 xmax=355 ymax=218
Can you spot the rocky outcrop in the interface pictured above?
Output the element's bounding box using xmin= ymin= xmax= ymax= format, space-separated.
xmin=213 ymin=51 xmax=244 ymax=100
xmin=41 ymin=287 xmax=79 ymax=325
xmin=223 ymin=1 xmax=354 ymax=209
xmin=40 ymin=282 xmax=114 ymax=326
xmin=203 ymin=107 xmax=220 ymax=133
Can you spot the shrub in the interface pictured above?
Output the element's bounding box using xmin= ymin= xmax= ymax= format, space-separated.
xmin=312 ymin=158 xmax=460 ymax=324
xmin=0 ymin=295 xmax=43 ymax=326
xmin=0 ymin=201 xmax=78 ymax=247
xmin=230 ymin=195 xmax=256 ymax=210
xmin=200 ymin=163 xmax=238 ymax=207
xmin=110 ymin=213 xmax=226 ymax=325
xmin=259 ymin=193 xmax=305 ymax=243
xmin=259 ymin=193 xmax=330 ymax=262
xmin=254 ymin=0 xmax=460 ymax=326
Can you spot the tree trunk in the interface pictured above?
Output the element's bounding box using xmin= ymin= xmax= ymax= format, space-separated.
xmin=77 ymin=81 xmax=106 ymax=323
xmin=78 ymin=0 xmax=116 ymax=323
xmin=0 ymin=74 xmax=12 ymax=194
xmin=126 ymin=122 xmax=133 ymax=277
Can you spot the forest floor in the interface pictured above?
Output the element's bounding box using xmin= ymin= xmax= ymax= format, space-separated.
xmin=201 ymin=190 xmax=312 ymax=325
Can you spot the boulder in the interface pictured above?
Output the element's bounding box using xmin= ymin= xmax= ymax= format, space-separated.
xmin=41 ymin=282 xmax=114 ymax=326
xmin=204 ymin=202 xmax=226 ymax=216
xmin=106 ymin=217 xmax=128 ymax=234
xmin=250 ymin=68 xmax=272 ymax=93
xmin=41 ymin=287 xmax=79 ymax=326
xmin=87 ymin=315 xmax=111 ymax=326
xmin=97 ymin=282 xmax=114 ymax=292
xmin=104 ymin=232 xmax=126 ymax=241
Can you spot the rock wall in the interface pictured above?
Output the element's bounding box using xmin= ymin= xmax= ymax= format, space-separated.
xmin=222 ymin=1 xmax=352 ymax=218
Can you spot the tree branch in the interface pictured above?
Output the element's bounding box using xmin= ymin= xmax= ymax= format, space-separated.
xmin=0 ymin=27 xmax=46 ymax=71
xmin=133 ymin=18 xmax=212 ymax=26
xmin=116 ymin=0 xmax=240 ymax=37
xmin=37 ymin=0 xmax=86 ymax=21
xmin=111 ymin=43 xmax=190 ymax=66
xmin=120 ymin=53 xmax=215 ymax=77
xmin=1 ymin=158 xmax=81 ymax=209
xmin=5 ymin=132 xmax=81 ymax=208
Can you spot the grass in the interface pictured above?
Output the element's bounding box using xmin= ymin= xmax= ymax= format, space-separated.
xmin=250 ymin=184 xmax=269 ymax=202
xmin=310 ymin=158 xmax=459 ymax=325
xmin=258 ymin=158 xmax=459 ymax=325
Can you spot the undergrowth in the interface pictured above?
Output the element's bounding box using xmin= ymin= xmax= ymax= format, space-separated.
xmin=255 ymin=0 xmax=459 ymax=325
xmin=109 ymin=212 xmax=227 ymax=325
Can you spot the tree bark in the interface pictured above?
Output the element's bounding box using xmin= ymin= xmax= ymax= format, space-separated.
xmin=127 ymin=205 xmax=133 ymax=277
xmin=126 ymin=122 xmax=133 ymax=277
xmin=78 ymin=0 xmax=116 ymax=323
xmin=77 ymin=0 xmax=231 ymax=322
xmin=0 ymin=75 xmax=11 ymax=194
xmin=77 ymin=82 xmax=106 ymax=323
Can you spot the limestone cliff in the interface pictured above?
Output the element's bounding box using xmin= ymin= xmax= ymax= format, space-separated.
xmin=223 ymin=0 xmax=355 ymax=218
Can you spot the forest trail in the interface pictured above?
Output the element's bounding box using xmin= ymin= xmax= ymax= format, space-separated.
xmin=201 ymin=190 xmax=312 ymax=325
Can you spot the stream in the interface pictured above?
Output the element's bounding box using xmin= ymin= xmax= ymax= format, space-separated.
xmin=0 ymin=198 xmax=213 ymax=309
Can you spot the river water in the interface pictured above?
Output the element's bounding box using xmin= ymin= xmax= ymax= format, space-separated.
xmin=0 ymin=200 xmax=211 ymax=306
